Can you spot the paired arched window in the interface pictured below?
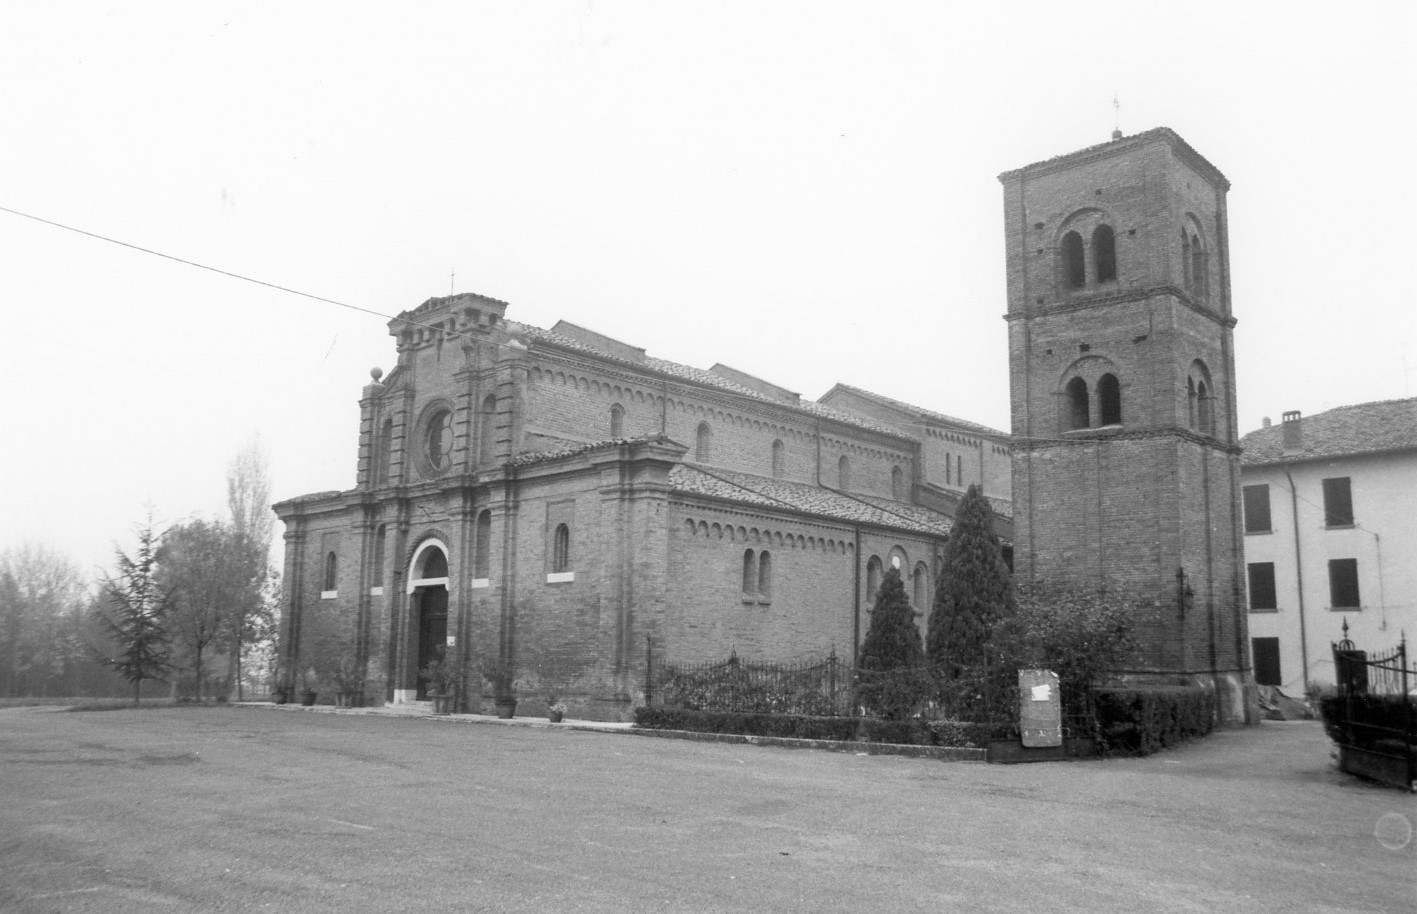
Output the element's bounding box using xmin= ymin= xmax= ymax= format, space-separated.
xmin=1059 ymin=217 xmax=1120 ymax=291
xmin=552 ymin=524 xmax=571 ymax=573
xmin=474 ymin=510 xmax=492 ymax=579
xmin=1187 ymin=361 xmax=1216 ymax=435
xmin=1183 ymin=223 xmax=1209 ymax=301
xmin=478 ymin=394 xmax=498 ymax=464
xmin=695 ymin=422 xmax=712 ymax=462
xmin=771 ymin=439 xmax=785 ymax=478
xmin=742 ymin=549 xmax=772 ymax=601
xmin=610 ymin=403 xmax=625 ymax=438
xmin=838 ymin=455 xmax=851 ymax=490
xmin=1065 ymin=377 xmax=1090 ymax=430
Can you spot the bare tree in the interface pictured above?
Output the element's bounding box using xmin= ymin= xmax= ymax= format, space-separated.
xmin=160 ymin=520 xmax=243 ymax=702
xmin=0 ymin=544 xmax=89 ymax=697
xmin=226 ymin=436 xmax=276 ymax=700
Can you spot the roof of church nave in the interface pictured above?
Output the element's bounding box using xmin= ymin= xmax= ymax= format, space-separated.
xmin=506 ymin=320 xmax=913 ymax=441
xmin=820 ymin=383 xmax=1009 ymax=440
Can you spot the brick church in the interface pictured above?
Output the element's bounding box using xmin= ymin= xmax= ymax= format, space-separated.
xmin=276 ymin=127 xmax=1255 ymax=723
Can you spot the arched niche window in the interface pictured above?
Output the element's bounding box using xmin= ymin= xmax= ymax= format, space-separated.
xmin=373 ymin=525 xmax=387 ymax=589
xmin=742 ymin=549 xmax=757 ymax=597
xmin=610 ymin=403 xmax=625 ymax=438
xmin=323 ymin=552 xmax=338 ymax=592
xmin=424 ymin=408 xmax=453 ymax=473
xmin=771 ymin=439 xmax=785 ymax=478
xmin=1064 ymin=377 xmax=1090 ymax=430
xmin=552 ymin=524 xmax=571 ymax=574
xmin=1061 ymin=231 xmax=1086 ymax=290
xmin=866 ymin=555 xmax=882 ymax=604
xmin=376 ymin=418 xmax=393 ymax=486
xmin=478 ymin=394 xmax=498 ymax=464
xmin=956 ymin=455 xmax=963 ymax=486
xmin=838 ymin=454 xmax=851 ymax=490
xmin=912 ymin=562 xmax=929 ymax=610
xmin=945 ymin=452 xmax=952 ymax=485
xmin=757 ymin=551 xmax=772 ymax=602
xmin=1092 ymin=224 xmax=1117 ymax=284
xmin=1098 ymin=373 xmax=1122 ymax=426
xmin=695 ymin=422 xmax=712 ymax=462
xmin=474 ymin=510 xmax=492 ymax=579
xmin=891 ymin=466 xmax=904 ymax=501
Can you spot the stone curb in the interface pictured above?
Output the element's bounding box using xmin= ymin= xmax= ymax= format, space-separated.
xmin=235 ymin=702 xmax=983 ymax=761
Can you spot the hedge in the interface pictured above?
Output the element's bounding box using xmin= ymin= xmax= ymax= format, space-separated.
xmin=1093 ymin=686 xmax=1214 ymax=756
xmin=1318 ymin=693 xmax=1416 ymax=749
xmin=632 ymin=707 xmax=997 ymax=748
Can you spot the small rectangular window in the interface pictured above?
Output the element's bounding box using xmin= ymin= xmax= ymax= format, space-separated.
xmin=1322 ymin=477 xmax=1353 ymax=527
xmin=1328 ymin=558 xmax=1360 ymax=609
xmin=1251 ymin=637 xmax=1281 ymax=687
xmin=1242 ymin=484 xmax=1271 ymax=534
xmin=1247 ymin=563 xmax=1277 ymax=611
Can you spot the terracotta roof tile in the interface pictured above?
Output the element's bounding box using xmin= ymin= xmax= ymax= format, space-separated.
xmin=826 ymin=383 xmax=1010 ymax=438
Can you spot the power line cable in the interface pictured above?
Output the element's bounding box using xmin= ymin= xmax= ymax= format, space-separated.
xmin=0 ymin=203 xmax=460 ymax=342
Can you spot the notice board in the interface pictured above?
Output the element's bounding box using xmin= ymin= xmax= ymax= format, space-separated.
xmin=1018 ymin=669 xmax=1062 ymax=748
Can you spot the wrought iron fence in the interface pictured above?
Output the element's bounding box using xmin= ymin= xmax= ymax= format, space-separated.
xmin=1327 ymin=621 xmax=1416 ymax=792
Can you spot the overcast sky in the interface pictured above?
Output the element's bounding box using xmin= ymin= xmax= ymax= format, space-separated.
xmin=2 ymin=1 xmax=1413 ymax=583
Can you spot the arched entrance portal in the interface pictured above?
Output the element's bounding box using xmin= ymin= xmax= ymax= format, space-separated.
xmin=407 ymin=540 xmax=450 ymax=701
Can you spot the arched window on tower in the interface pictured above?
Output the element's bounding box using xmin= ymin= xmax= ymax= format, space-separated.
xmin=695 ymin=422 xmax=712 ymax=462
xmin=479 ymin=394 xmax=498 ymax=464
xmin=610 ymin=403 xmax=625 ymax=438
xmin=1190 ymin=233 xmax=1206 ymax=301
xmin=1061 ymin=231 xmax=1086 ymax=289
xmin=1092 ymin=224 xmax=1117 ymax=283
xmin=771 ymin=439 xmax=786 ymax=478
xmin=1098 ymin=373 xmax=1122 ymax=426
xmin=1181 ymin=230 xmax=1192 ymax=290
xmin=1197 ymin=380 xmax=1213 ymax=435
xmin=1188 ymin=361 xmax=1216 ymax=436
xmin=1065 ymin=377 xmax=1090 ymax=430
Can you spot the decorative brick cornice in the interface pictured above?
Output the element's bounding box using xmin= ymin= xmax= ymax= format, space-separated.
xmin=998 ymin=127 xmax=1229 ymax=192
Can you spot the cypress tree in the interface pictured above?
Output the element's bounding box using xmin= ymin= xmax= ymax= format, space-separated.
xmin=856 ymin=566 xmax=925 ymax=719
xmin=928 ymin=485 xmax=1015 ymax=703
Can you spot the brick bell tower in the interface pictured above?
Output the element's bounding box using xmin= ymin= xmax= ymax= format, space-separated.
xmin=999 ymin=127 xmax=1256 ymax=724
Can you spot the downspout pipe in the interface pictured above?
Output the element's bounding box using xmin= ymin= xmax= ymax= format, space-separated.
xmin=1284 ymin=467 xmax=1309 ymax=695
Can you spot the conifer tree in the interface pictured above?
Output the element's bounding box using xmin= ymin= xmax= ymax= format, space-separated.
xmin=99 ymin=520 xmax=173 ymax=705
xmin=856 ymin=566 xmax=925 ymax=719
xmin=928 ymin=485 xmax=1015 ymax=710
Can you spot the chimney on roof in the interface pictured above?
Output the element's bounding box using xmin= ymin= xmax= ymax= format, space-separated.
xmin=1281 ymin=410 xmax=1302 ymax=453
xmin=1261 ymin=416 xmax=1271 ymax=428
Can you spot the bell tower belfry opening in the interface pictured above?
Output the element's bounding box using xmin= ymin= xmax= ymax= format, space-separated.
xmin=999 ymin=128 xmax=1257 ymax=724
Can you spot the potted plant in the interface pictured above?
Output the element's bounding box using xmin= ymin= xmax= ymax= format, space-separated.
xmin=483 ymin=659 xmax=516 ymax=719
xmin=332 ymin=657 xmax=366 ymax=708
xmin=547 ymin=702 xmax=567 ymax=724
xmin=421 ymin=656 xmax=460 ymax=715
xmin=298 ymin=667 xmax=319 ymax=706
xmin=269 ymin=660 xmax=289 ymax=705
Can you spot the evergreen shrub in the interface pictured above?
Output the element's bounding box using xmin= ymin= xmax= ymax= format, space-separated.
xmin=1093 ymin=686 xmax=1214 ymax=755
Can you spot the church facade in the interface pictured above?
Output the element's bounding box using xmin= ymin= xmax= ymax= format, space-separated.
xmin=274 ymin=298 xmax=1009 ymax=718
